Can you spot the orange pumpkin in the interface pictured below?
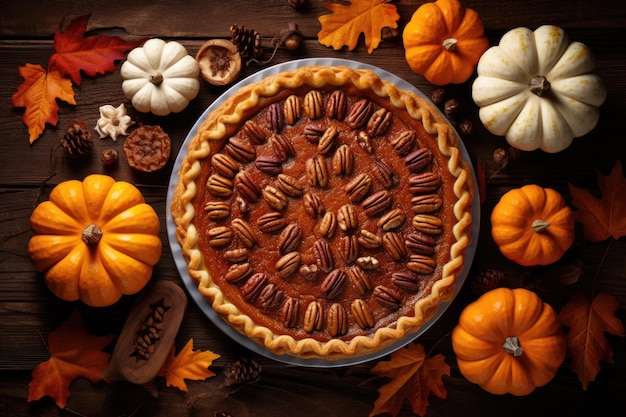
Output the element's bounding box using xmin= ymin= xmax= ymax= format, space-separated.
xmin=28 ymin=174 xmax=162 ymax=307
xmin=452 ymin=288 xmax=566 ymax=396
xmin=491 ymin=184 xmax=575 ymax=266
xmin=402 ymin=0 xmax=489 ymax=85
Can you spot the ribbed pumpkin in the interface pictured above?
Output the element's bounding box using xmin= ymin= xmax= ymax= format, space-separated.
xmin=491 ymin=184 xmax=575 ymax=266
xmin=402 ymin=0 xmax=489 ymax=85
xmin=28 ymin=174 xmax=162 ymax=307
xmin=452 ymin=288 xmax=566 ymax=396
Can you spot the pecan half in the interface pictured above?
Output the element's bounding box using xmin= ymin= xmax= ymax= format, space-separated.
xmin=346 ymin=265 xmax=373 ymax=295
xmin=321 ymin=268 xmax=346 ymax=299
xmin=405 ymin=148 xmax=433 ymax=173
xmin=303 ymin=192 xmax=325 ymax=218
xmin=318 ymin=125 xmax=338 ymax=155
xmin=303 ymin=301 xmax=323 ymax=332
xmin=391 ymin=271 xmax=421 ymax=292
xmin=332 ymin=144 xmax=354 ymax=177
xmin=211 ymin=153 xmax=239 ymax=179
xmin=278 ymin=223 xmax=303 ymax=254
xmin=241 ymin=272 xmax=269 ymax=301
xmin=344 ymin=173 xmax=372 ymax=203
xmin=377 ymin=208 xmax=406 ymax=231
xmin=367 ymin=107 xmax=393 ymax=136
xmin=357 ymin=131 xmax=373 ymax=153
xmin=255 ymin=154 xmax=283 ymax=176
xmin=306 ymin=155 xmax=329 ymax=188
xmin=257 ymin=211 xmax=287 ymax=233
xmin=347 ymin=98 xmax=374 ymax=129
xmin=362 ymin=190 xmax=393 ymax=217
xmin=262 ymin=185 xmax=289 ymax=211
xmin=314 ymin=239 xmax=334 ymax=273
xmin=283 ymin=95 xmax=301 ymax=125
xmin=382 ymin=232 xmax=407 ymax=261
xmin=337 ymin=204 xmax=358 ymax=232
xmin=327 ymin=303 xmax=348 ymax=337
xmin=412 ymin=214 xmax=443 ymax=235
xmin=259 ymin=284 xmax=283 ymax=309
xmin=267 ymin=102 xmax=284 ymax=132
xmin=318 ymin=211 xmax=338 ymax=239
xmin=340 ymin=235 xmax=359 ymax=264
xmin=225 ymin=136 xmax=256 ymax=163
xmin=389 ymin=130 xmax=416 ymax=156
xmin=411 ymin=194 xmax=443 ymax=214
xmin=299 ymin=263 xmax=319 ymax=281
xmin=277 ymin=173 xmax=304 ymax=197
xmin=373 ymin=285 xmax=403 ymax=308
xmin=358 ymin=229 xmax=382 ymax=249
xmin=207 ymin=226 xmax=232 ymax=247
xmin=204 ymin=200 xmax=230 ymax=220
xmin=276 ymin=251 xmax=301 ymax=278
xmin=241 ymin=120 xmax=266 ymax=144
xmin=351 ymin=299 xmax=375 ymax=329
xmin=372 ymin=159 xmax=397 ymax=189
xmin=224 ymin=248 xmax=249 ymax=263
xmin=409 ymin=172 xmax=441 ymax=194
xmin=271 ymin=133 xmax=295 ymax=161
xmin=406 ymin=254 xmax=436 ymax=274
xmin=235 ymin=170 xmax=261 ymax=202
xmin=303 ymin=90 xmax=323 ymax=119
xmin=326 ymin=90 xmax=347 ymax=120
xmin=224 ymin=262 xmax=252 ymax=283
xmin=280 ymin=297 xmax=300 ymax=328
xmin=207 ymin=174 xmax=234 ymax=198
xmin=303 ymin=123 xmax=326 ymax=143
xmin=231 ymin=218 xmax=257 ymax=248
xmin=356 ymin=256 xmax=379 ymax=270
xmin=405 ymin=233 xmax=437 ymax=256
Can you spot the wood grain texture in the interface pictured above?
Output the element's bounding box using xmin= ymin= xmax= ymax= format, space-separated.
xmin=1 ymin=1 xmax=625 ymax=416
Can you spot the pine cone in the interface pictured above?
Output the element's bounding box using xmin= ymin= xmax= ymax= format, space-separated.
xmin=60 ymin=120 xmax=93 ymax=158
xmin=223 ymin=355 xmax=262 ymax=386
xmin=230 ymin=24 xmax=263 ymax=60
xmin=471 ymin=269 xmax=505 ymax=295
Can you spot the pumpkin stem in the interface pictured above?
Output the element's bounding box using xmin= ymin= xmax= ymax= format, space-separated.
xmin=149 ymin=72 xmax=164 ymax=85
xmin=82 ymin=224 xmax=103 ymax=245
xmin=503 ymin=336 xmax=523 ymax=357
xmin=531 ymin=219 xmax=551 ymax=232
xmin=529 ymin=75 xmax=551 ymax=97
xmin=442 ymin=38 xmax=457 ymax=51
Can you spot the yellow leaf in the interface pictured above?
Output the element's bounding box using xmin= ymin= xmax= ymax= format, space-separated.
xmin=11 ymin=64 xmax=75 ymax=144
xmin=318 ymin=0 xmax=399 ymax=54
xmin=158 ymin=339 xmax=220 ymax=392
xmin=370 ymin=343 xmax=450 ymax=417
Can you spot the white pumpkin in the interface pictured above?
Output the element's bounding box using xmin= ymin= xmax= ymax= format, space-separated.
xmin=121 ymin=38 xmax=200 ymax=116
xmin=472 ymin=25 xmax=606 ymax=153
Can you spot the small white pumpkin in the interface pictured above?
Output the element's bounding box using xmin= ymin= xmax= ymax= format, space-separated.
xmin=121 ymin=38 xmax=200 ymax=116
xmin=472 ymin=25 xmax=606 ymax=153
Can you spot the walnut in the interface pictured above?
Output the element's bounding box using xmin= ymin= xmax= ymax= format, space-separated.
xmin=95 ymin=104 xmax=134 ymax=141
xmin=123 ymin=125 xmax=171 ymax=172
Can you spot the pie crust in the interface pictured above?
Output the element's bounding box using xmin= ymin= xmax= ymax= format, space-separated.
xmin=171 ymin=65 xmax=474 ymax=359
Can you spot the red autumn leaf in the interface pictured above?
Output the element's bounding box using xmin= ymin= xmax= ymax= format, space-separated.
xmin=157 ymin=339 xmax=220 ymax=392
xmin=370 ymin=343 xmax=450 ymax=417
xmin=48 ymin=14 xmax=146 ymax=85
xmin=569 ymin=160 xmax=626 ymax=242
xmin=318 ymin=0 xmax=400 ymax=54
xmin=559 ymin=292 xmax=625 ymax=390
xmin=28 ymin=311 xmax=115 ymax=409
xmin=11 ymin=63 xmax=76 ymax=144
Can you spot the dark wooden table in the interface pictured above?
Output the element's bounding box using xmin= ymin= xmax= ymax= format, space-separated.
xmin=1 ymin=1 xmax=625 ymax=416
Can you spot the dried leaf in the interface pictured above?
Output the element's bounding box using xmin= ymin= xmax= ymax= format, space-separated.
xmin=11 ymin=64 xmax=76 ymax=144
xmin=318 ymin=0 xmax=399 ymax=54
xmin=49 ymin=14 xmax=146 ymax=85
xmin=559 ymin=292 xmax=625 ymax=390
xmin=27 ymin=311 xmax=115 ymax=409
xmin=370 ymin=343 xmax=449 ymax=417
xmin=158 ymin=339 xmax=220 ymax=392
xmin=569 ymin=160 xmax=626 ymax=242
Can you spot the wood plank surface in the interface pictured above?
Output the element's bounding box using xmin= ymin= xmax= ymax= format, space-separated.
xmin=1 ymin=1 xmax=625 ymax=416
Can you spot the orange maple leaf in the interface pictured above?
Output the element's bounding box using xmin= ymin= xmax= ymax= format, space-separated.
xmin=559 ymin=292 xmax=625 ymax=390
xmin=49 ymin=14 xmax=146 ymax=85
xmin=11 ymin=63 xmax=76 ymax=144
xmin=318 ymin=0 xmax=399 ymax=54
xmin=157 ymin=339 xmax=220 ymax=392
xmin=569 ymin=160 xmax=626 ymax=242
xmin=370 ymin=343 xmax=449 ymax=417
xmin=28 ymin=311 xmax=115 ymax=409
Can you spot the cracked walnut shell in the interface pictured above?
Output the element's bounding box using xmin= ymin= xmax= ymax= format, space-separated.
xmin=123 ymin=125 xmax=171 ymax=172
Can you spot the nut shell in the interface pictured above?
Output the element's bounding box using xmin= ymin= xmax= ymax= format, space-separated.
xmin=196 ymin=39 xmax=243 ymax=86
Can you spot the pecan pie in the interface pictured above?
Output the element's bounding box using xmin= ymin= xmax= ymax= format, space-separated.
xmin=171 ymin=65 xmax=474 ymax=360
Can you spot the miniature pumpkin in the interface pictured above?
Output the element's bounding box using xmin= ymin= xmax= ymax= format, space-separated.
xmin=491 ymin=184 xmax=574 ymax=266
xmin=452 ymin=287 xmax=566 ymax=396
xmin=28 ymin=174 xmax=162 ymax=307
xmin=121 ymin=38 xmax=200 ymax=116
xmin=472 ymin=25 xmax=607 ymax=153
xmin=402 ymin=0 xmax=489 ymax=85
